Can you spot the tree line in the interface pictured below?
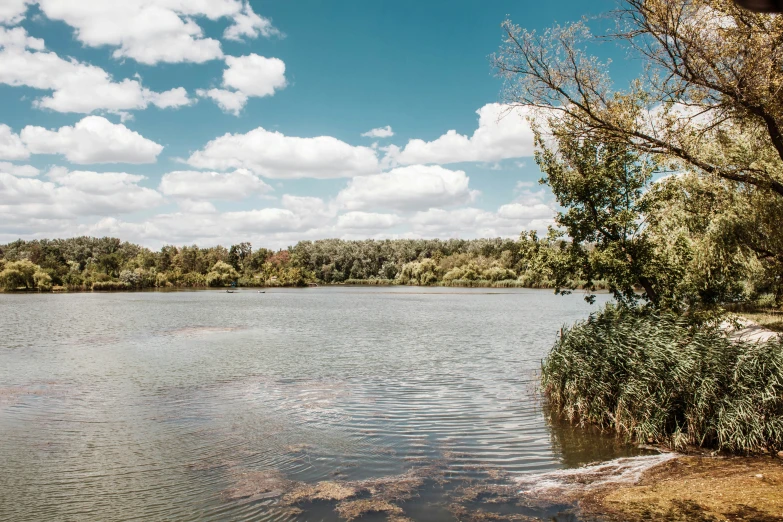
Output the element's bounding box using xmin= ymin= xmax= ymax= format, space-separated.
xmin=0 ymin=236 xmax=587 ymax=292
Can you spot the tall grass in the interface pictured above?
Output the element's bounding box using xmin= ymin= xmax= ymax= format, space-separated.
xmin=542 ymin=306 xmax=783 ymax=454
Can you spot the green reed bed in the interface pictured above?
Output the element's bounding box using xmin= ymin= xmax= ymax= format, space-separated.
xmin=542 ymin=306 xmax=783 ymax=454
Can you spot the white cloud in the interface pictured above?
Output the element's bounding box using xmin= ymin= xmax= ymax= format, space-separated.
xmin=177 ymin=199 xmax=217 ymax=214
xmin=0 ymin=0 xmax=30 ymax=25
xmin=497 ymin=201 xmax=553 ymax=220
xmin=281 ymin=194 xmax=334 ymax=217
xmin=200 ymin=54 xmax=287 ymax=114
xmin=224 ymin=2 xmax=281 ymax=41
xmin=0 ymin=31 xmax=193 ymax=113
xmin=79 ymin=195 xmax=330 ymax=247
xmin=20 ymin=116 xmax=163 ymax=164
xmin=30 ymin=0 xmax=280 ymax=65
xmin=0 ymin=26 xmax=44 ymax=50
xmin=410 ymin=206 xmax=553 ymax=239
xmin=196 ymin=88 xmax=248 ymax=116
xmin=223 ymin=54 xmax=286 ymax=97
xmin=0 ymin=161 xmax=39 ymax=177
xmin=159 ymin=169 xmax=272 ymax=200
xmin=362 ymin=125 xmax=394 ymax=139
xmin=0 ymin=168 xmax=163 ymax=220
xmin=187 ymin=127 xmax=380 ymax=179
xmin=146 ymin=87 xmax=191 ymax=109
xmin=0 ymin=124 xmax=29 ymax=161
xmin=386 ymin=103 xmax=535 ymax=165
xmin=337 ymin=211 xmax=401 ymax=230
xmin=335 ymin=164 xmax=477 ymax=211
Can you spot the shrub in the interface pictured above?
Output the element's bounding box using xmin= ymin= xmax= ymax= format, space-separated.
xmin=33 ymin=270 xmax=52 ymax=291
xmin=91 ymin=281 xmax=131 ymax=291
xmin=542 ymin=306 xmax=783 ymax=453
xmin=206 ymin=261 xmax=239 ymax=287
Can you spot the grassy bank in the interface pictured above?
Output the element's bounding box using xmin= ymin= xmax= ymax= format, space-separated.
xmin=542 ymin=306 xmax=783 ymax=454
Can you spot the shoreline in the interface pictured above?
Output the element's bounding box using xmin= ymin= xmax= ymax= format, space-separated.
xmin=0 ymin=284 xmax=605 ymax=294
xmin=515 ymin=452 xmax=783 ymax=521
xmin=577 ymin=455 xmax=783 ymax=521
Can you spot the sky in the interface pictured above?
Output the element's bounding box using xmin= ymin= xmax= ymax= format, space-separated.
xmin=0 ymin=0 xmax=620 ymax=249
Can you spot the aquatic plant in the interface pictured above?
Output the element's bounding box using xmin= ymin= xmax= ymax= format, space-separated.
xmin=542 ymin=306 xmax=783 ymax=453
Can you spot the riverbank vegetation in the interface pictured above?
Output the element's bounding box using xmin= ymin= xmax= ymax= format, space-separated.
xmin=496 ymin=0 xmax=783 ymax=455
xmin=543 ymin=307 xmax=783 ymax=454
xmin=0 ymin=236 xmax=609 ymax=292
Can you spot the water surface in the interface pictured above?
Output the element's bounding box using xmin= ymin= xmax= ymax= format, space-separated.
xmin=0 ymin=287 xmax=633 ymax=521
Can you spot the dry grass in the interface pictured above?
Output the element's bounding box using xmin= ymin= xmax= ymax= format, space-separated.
xmin=741 ymin=312 xmax=783 ymax=333
xmin=581 ymin=456 xmax=783 ymax=521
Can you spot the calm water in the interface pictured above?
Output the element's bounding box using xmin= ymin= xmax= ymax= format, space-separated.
xmin=0 ymin=287 xmax=633 ymax=521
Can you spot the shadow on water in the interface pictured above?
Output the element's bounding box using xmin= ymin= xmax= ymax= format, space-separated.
xmin=542 ymin=402 xmax=648 ymax=469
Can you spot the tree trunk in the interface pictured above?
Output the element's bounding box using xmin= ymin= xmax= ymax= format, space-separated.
xmin=638 ymin=276 xmax=658 ymax=305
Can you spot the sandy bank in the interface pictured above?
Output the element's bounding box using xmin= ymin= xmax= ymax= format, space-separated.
xmin=580 ymin=456 xmax=783 ymax=521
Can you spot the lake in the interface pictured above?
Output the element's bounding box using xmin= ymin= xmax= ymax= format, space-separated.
xmin=0 ymin=287 xmax=637 ymax=521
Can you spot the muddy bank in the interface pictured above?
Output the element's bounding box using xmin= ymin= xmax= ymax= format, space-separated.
xmin=576 ymin=456 xmax=783 ymax=521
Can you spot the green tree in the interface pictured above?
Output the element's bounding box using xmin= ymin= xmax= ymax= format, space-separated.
xmin=0 ymin=260 xmax=38 ymax=290
xmin=206 ymin=261 xmax=239 ymax=287
xmin=33 ymin=270 xmax=52 ymax=291
xmin=493 ymin=0 xmax=783 ymax=285
xmin=535 ymin=130 xmax=663 ymax=304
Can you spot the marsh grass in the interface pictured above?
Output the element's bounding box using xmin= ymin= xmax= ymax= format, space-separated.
xmin=542 ymin=306 xmax=783 ymax=454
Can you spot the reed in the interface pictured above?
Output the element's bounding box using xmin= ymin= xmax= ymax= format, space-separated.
xmin=541 ymin=306 xmax=783 ymax=453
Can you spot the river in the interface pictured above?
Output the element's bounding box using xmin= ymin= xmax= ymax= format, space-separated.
xmin=0 ymin=287 xmax=640 ymax=521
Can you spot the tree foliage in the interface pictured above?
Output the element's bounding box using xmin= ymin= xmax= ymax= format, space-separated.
xmin=494 ymin=0 xmax=783 ymax=308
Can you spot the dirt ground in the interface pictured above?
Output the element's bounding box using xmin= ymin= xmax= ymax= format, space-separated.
xmin=580 ymin=456 xmax=783 ymax=521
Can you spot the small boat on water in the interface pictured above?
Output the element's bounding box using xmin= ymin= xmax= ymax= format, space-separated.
xmin=226 ymin=290 xmax=236 ymax=293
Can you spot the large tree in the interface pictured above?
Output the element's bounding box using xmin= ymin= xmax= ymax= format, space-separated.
xmin=494 ymin=0 xmax=783 ymax=301
xmin=494 ymin=0 xmax=783 ymax=196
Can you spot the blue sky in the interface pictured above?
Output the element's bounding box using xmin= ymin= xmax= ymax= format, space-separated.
xmin=0 ymin=0 xmax=620 ymax=248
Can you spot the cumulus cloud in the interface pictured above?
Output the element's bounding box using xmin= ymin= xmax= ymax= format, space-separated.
xmin=0 ymin=0 xmax=30 ymax=25
xmin=199 ymin=54 xmax=287 ymax=114
xmin=195 ymin=88 xmax=248 ymax=116
xmin=385 ymin=103 xmax=535 ymax=166
xmin=177 ymin=199 xmax=217 ymax=214
xmin=0 ymin=168 xmax=163 ymax=220
xmin=224 ymin=2 xmax=282 ymax=41
xmin=335 ymin=165 xmax=477 ymax=211
xmin=29 ymin=0 xmax=280 ymax=65
xmin=187 ymin=127 xmax=380 ymax=179
xmin=20 ymin=116 xmax=163 ymax=164
xmin=361 ymin=125 xmax=394 ymax=139
xmin=79 ymin=195 xmax=331 ymax=247
xmin=159 ymin=169 xmax=273 ymax=200
xmin=0 ymin=29 xmax=192 ymax=114
xmin=0 ymin=26 xmax=44 ymax=50
xmin=410 ymin=207 xmax=553 ymax=239
xmin=0 ymin=124 xmax=29 ymax=161
xmin=223 ymin=54 xmax=286 ymax=97
xmin=0 ymin=161 xmax=39 ymax=177
xmin=337 ymin=211 xmax=401 ymax=230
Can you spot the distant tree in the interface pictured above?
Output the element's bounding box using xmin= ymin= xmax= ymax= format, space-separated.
xmin=206 ymin=261 xmax=239 ymax=287
xmin=33 ymin=270 xmax=52 ymax=291
xmin=0 ymin=260 xmax=39 ymax=290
